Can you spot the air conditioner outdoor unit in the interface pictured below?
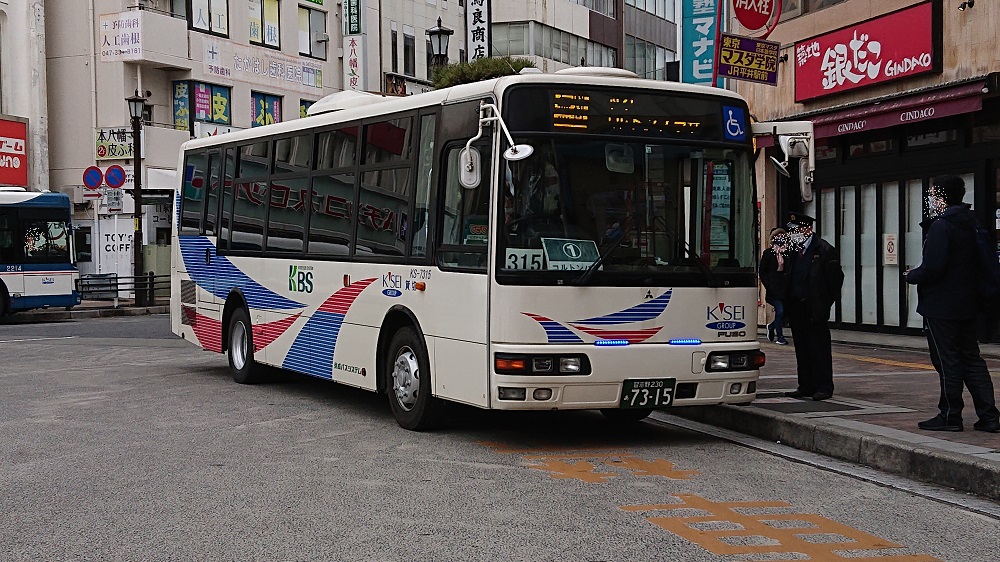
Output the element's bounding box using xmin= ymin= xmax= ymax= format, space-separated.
xmin=315 ymin=32 xmax=330 ymax=43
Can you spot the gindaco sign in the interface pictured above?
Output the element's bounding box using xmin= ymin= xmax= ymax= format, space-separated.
xmin=794 ymin=1 xmax=942 ymax=102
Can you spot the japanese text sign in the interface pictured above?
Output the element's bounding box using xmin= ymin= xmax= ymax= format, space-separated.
xmin=344 ymin=0 xmax=363 ymax=35
xmin=0 ymin=117 xmax=28 ymax=187
xmin=466 ymin=0 xmax=491 ymax=61
xmin=99 ymin=11 xmax=143 ymax=62
xmin=718 ymin=33 xmax=778 ymax=86
xmin=344 ymin=36 xmax=366 ymax=91
xmin=733 ymin=0 xmax=777 ymax=32
xmin=794 ymin=1 xmax=940 ymax=102
xmin=203 ymin=37 xmax=324 ymax=94
xmin=173 ymin=81 xmax=190 ymax=131
xmin=681 ymin=0 xmax=719 ymax=86
xmin=95 ymin=128 xmax=145 ymax=161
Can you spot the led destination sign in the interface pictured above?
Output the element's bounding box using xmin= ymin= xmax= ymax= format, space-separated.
xmin=506 ymin=87 xmax=736 ymax=142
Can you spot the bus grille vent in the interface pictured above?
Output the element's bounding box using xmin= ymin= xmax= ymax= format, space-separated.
xmin=181 ymin=280 xmax=196 ymax=305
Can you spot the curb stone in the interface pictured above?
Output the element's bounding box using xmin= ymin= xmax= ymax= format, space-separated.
xmin=673 ymin=404 xmax=1000 ymax=502
xmin=0 ymin=305 xmax=169 ymax=324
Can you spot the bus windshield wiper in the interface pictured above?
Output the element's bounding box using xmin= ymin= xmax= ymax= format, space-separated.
xmin=683 ymin=242 xmax=718 ymax=288
xmin=572 ymin=237 xmax=619 ymax=285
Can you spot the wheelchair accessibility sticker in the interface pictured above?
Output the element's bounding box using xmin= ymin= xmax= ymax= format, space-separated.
xmin=723 ymin=106 xmax=746 ymax=141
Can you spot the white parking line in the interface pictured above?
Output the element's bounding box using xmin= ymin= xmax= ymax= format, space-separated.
xmin=0 ymin=336 xmax=78 ymax=344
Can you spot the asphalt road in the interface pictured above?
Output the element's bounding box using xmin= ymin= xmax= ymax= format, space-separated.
xmin=1 ymin=316 xmax=998 ymax=561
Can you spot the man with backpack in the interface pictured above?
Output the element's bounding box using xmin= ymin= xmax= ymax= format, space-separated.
xmin=905 ymin=175 xmax=1000 ymax=433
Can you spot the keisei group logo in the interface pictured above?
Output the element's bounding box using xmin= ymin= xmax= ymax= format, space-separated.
xmin=289 ymin=265 xmax=314 ymax=293
xmin=706 ymin=302 xmax=746 ymax=337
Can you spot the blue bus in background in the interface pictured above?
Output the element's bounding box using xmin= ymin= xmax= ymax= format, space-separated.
xmin=0 ymin=187 xmax=81 ymax=315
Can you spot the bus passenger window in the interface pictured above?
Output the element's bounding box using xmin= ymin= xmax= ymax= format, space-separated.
xmin=412 ymin=114 xmax=435 ymax=258
xmin=180 ymin=152 xmax=208 ymax=235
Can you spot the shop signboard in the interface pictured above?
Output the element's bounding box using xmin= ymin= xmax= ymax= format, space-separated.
xmin=733 ymin=0 xmax=777 ymax=32
xmin=0 ymin=116 xmax=28 ymax=187
xmin=99 ymin=11 xmax=143 ymax=62
xmin=466 ymin=0 xmax=491 ymax=61
xmin=718 ymin=33 xmax=779 ymax=86
xmin=794 ymin=1 xmax=941 ymax=102
xmin=681 ymin=0 xmax=721 ymax=86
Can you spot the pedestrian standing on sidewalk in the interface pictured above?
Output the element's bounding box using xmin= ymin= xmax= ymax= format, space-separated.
xmin=759 ymin=227 xmax=789 ymax=345
xmin=905 ymin=175 xmax=1000 ymax=433
xmin=783 ymin=213 xmax=844 ymax=402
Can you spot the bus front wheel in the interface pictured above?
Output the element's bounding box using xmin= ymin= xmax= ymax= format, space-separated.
xmin=228 ymin=307 xmax=261 ymax=384
xmin=600 ymin=408 xmax=653 ymax=424
xmin=386 ymin=327 xmax=442 ymax=431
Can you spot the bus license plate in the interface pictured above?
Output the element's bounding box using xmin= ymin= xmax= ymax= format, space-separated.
xmin=619 ymin=379 xmax=676 ymax=409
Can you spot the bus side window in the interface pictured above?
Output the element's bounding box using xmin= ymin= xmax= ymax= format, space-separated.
xmin=438 ymin=144 xmax=491 ymax=270
xmin=204 ymin=151 xmax=222 ymax=236
xmin=0 ymin=210 xmax=17 ymax=263
xmin=219 ymin=148 xmax=236 ymax=250
xmin=180 ymin=151 xmax=208 ymax=235
xmin=411 ymin=114 xmax=435 ymax=258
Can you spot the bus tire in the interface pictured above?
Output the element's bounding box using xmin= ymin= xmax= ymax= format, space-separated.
xmin=600 ymin=408 xmax=653 ymax=424
xmin=386 ymin=327 xmax=442 ymax=431
xmin=228 ymin=307 xmax=261 ymax=384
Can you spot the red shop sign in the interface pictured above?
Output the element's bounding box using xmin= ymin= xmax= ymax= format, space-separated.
xmin=733 ymin=0 xmax=776 ymax=32
xmin=794 ymin=1 xmax=941 ymax=103
xmin=0 ymin=117 xmax=28 ymax=187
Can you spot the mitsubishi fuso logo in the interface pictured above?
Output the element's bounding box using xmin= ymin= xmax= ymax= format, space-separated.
xmin=562 ymin=242 xmax=583 ymax=259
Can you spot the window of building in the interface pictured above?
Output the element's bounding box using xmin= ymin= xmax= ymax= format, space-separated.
xmin=494 ymin=22 xmax=616 ymax=67
xmin=298 ymin=6 xmax=327 ymax=59
xmin=249 ymin=0 xmax=280 ymax=48
xmin=190 ymin=0 xmax=229 ymax=36
xmin=300 ymin=100 xmax=314 ymax=118
xmin=403 ymin=27 xmax=416 ymax=77
xmin=625 ymin=35 xmax=674 ymax=80
xmin=781 ymin=0 xmax=846 ymax=21
xmin=173 ymin=81 xmax=232 ymax=134
xmin=74 ymin=226 xmax=92 ymax=263
xmin=625 ymin=0 xmax=671 ymax=20
xmin=251 ymin=92 xmax=282 ymax=127
xmin=170 ymin=0 xmax=188 ymax=18
xmin=570 ymin=0 xmax=615 ymax=18
xmin=391 ymin=24 xmax=399 ymax=73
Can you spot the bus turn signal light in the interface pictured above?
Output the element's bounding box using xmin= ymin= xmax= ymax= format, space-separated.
xmin=496 ymin=357 xmax=527 ymax=371
xmin=414 ymin=282 xmax=426 ymax=291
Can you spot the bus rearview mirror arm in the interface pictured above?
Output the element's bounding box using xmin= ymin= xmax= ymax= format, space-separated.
xmin=460 ymin=102 xmax=534 ymax=189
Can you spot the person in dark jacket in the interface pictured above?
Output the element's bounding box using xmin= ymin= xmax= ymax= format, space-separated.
xmin=759 ymin=227 xmax=789 ymax=345
xmin=783 ymin=213 xmax=844 ymax=401
xmin=905 ymin=175 xmax=1000 ymax=433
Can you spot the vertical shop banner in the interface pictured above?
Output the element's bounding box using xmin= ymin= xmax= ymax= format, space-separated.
xmin=193 ymin=83 xmax=213 ymax=121
xmin=718 ymin=33 xmax=779 ymax=85
xmin=99 ymin=11 xmax=143 ymax=62
xmin=343 ymin=36 xmax=366 ymax=91
xmin=681 ymin=0 xmax=719 ymax=85
xmin=0 ymin=117 xmax=28 ymax=187
xmin=252 ymin=92 xmax=282 ymax=127
xmin=794 ymin=1 xmax=941 ymax=102
xmin=211 ymin=85 xmax=232 ymax=124
xmin=172 ymin=81 xmax=190 ymax=131
xmin=344 ymin=0 xmax=362 ymax=35
xmin=466 ymin=0 xmax=491 ymax=61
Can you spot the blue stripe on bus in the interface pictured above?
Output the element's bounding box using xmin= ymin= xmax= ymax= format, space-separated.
xmin=282 ymin=310 xmax=345 ymax=379
xmin=9 ymin=292 xmax=82 ymax=311
xmin=535 ymin=320 xmax=584 ymax=343
xmin=178 ymin=236 xmax=303 ymax=311
xmin=0 ymin=192 xmax=72 ymax=209
xmin=573 ymin=290 xmax=672 ymax=325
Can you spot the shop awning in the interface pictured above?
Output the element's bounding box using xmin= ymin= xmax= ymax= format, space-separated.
xmin=754 ymin=80 xmax=987 ymax=146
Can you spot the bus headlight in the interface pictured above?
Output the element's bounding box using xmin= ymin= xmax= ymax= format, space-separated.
xmin=494 ymin=353 xmax=591 ymax=375
xmin=706 ymin=350 xmax=765 ymax=372
xmin=559 ymin=357 xmax=582 ymax=373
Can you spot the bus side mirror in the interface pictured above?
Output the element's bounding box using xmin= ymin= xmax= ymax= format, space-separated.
xmin=459 ymin=147 xmax=481 ymax=189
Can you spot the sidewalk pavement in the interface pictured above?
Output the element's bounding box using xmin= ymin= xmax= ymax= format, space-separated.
xmin=0 ymin=300 xmax=168 ymax=324
xmin=6 ymin=303 xmax=1000 ymax=502
xmin=674 ymin=327 xmax=1000 ymax=503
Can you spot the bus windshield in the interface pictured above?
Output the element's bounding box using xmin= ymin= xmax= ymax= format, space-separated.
xmin=497 ymin=137 xmax=755 ymax=285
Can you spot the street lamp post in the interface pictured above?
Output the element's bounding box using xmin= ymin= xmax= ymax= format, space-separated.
xmin=126 ymin=93 xmax=147 ymax=307
xmin=426 ymin=17 xmax=454 ymax=73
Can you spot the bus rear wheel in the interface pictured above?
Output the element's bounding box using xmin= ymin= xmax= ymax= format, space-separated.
xmin=600 ymin=408 xmax=653 ymax=424
xmin=228 ymin=307 xmax=262 ymax=384
xmin=386 ymin=327 xmax=442 ymax=431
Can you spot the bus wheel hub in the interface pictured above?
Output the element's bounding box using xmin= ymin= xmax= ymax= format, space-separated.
xmin=392 ymin=347 xmax=419 ymax=410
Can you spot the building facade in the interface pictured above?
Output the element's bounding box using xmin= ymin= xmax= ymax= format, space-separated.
xmin=45 ymin=0 xmax=341 ymax=277
xmin=733 ymin=0 xmax=1000 ymax=340
xmin=0 ymin=0 xmax=49 ymax=192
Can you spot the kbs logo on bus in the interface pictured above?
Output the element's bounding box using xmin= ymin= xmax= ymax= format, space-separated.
xmin=706 ymin=302 xmax=747 ymax=337
xmin=289 ymin=265 xmax=314 ymax=293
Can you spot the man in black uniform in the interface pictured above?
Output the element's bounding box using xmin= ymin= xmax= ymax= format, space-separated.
xmin=783 ymin=213 xmax=844 ymax=401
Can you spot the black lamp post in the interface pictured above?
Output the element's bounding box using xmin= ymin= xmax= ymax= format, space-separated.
xmin=426 ymin=17 xmax=454 ymax=71
xmin=126 ymin=92 xmax=147 ymax=306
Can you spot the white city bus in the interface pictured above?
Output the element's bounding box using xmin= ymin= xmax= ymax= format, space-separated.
xmin=171 ymin=68 xmax=809 ymax=430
